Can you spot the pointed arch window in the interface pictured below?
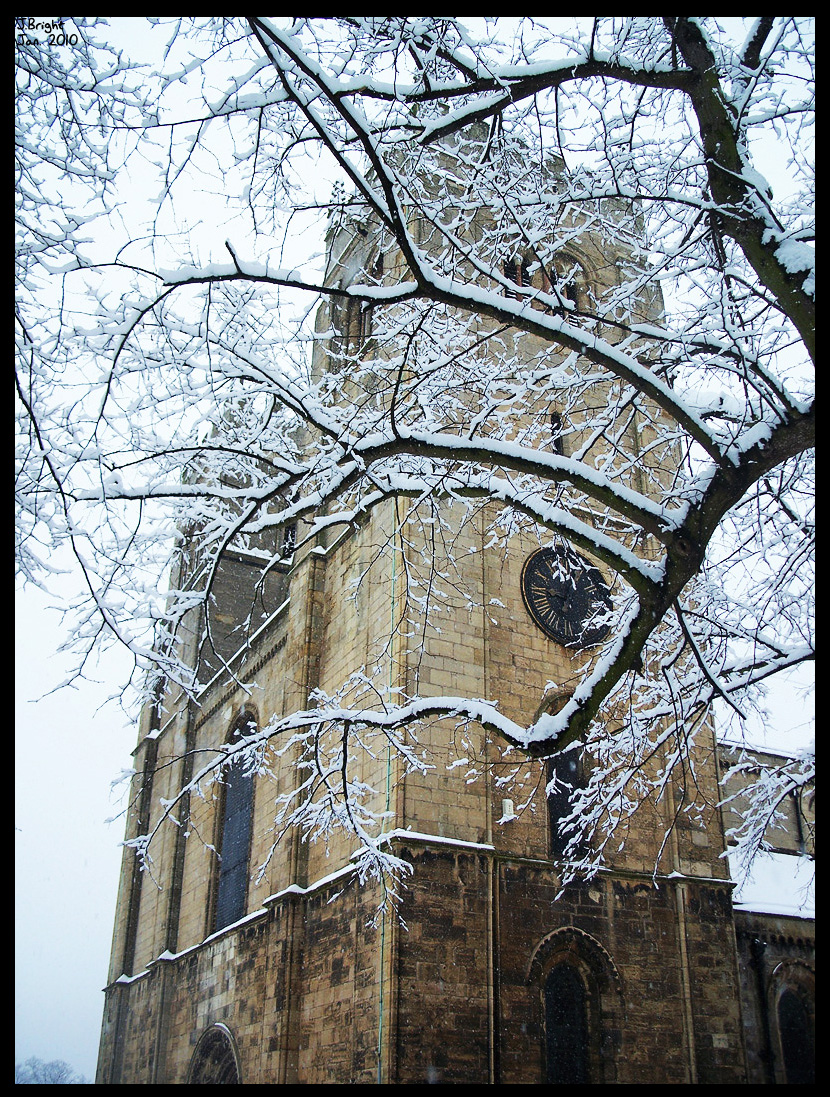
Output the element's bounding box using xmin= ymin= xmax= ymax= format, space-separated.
xmin=778 ymin=988 xmax=815 ymax=1084
xmin=530 ymin=927 xmax=623 ymax=1085
xmin=214 ymin=713 xmax=256 ymax=933
xmin=544 ymin=963 xmax=590 ymax=1084
xmin=187 ymin=1023 xmax=241 ymax=1084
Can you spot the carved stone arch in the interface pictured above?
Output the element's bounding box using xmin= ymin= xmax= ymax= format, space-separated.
xmin=527 ymin=926 xmax=624 ymax=1084
xmin=534 ymin=688 xmax=572 ymax=725
xmin=186 ymin=1022 xmax=242 ymax=1084
xmin=768 ymin=959 xmax=815 ymax=1084
xmin=527 ymin=925 xmax=622 ymax=990
xmin=227 ymin=705 xmax=259 ymax=743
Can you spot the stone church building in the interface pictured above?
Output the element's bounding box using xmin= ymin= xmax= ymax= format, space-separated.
xmin=96 ymin=162 xmax=814 ymax=1084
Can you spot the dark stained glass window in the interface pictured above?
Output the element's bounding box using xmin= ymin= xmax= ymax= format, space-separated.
xmin=550 ymin=411 xmax=564 ymax=455
xmin=545 ymin=964 xmax=589 ymax=1084
xmin=778 ymin=989 xmax=815 ymax=1085
xmin=547 ymin=746 xmax=584 ymax=859
xmin=188 ymin=1025 xmax=241 ymax=1084
xmin=214 ymin=721 xmax=256 ymax=933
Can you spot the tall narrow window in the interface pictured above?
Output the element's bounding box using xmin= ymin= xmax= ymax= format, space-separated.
xmin=214 ymin=716 xmax=256 ymax=932
xmin=281 ymin=522 xmax=296 ymax=559
xmin=778 ymin=989 xmax=815 ymax=1084
xmin=545 ymin=694 xmax=586 ymax=859
xmin=545 ymin=964 xmax=590 ymax=1083
xmin=531 ymin=929 xmax=622 ymax=1085
xmin=547 ymin=746 xmax=584 ymax=858
xmin=342 ymin=296 xmax=372 ymax=351
xmin=550 ymin=410 xmax=565 ymax=456
xmin=552 ymin=254 xmax=585 ymax=307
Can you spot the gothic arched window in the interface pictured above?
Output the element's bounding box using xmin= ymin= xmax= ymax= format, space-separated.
xmin=529 ymin=928 xmax=623 ymax=1085
xmin=213 ymin=713 xmax=256 ymax=933
xmin=187 ymin=1023 xmax=241 ymax=1084
xmin=544 ymin=963 xmax=590 ymax=1084
xmin=778 ymin=988 xmax=815 ymax=1084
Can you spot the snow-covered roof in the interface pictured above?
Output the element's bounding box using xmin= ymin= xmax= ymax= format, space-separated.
xmin=728 ymin=849 xmax=814 ymax=919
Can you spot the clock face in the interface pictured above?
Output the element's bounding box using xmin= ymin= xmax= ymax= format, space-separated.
xmin=521 ymin=547 xmax=611 ymax=647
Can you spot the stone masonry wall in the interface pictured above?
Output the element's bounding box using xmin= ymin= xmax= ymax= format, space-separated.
xmin=392 ymin=844 xmax=747 ymax=1086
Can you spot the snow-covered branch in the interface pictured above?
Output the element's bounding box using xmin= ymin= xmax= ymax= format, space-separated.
xmin=16 ymin=17 xmax=813 ymax=894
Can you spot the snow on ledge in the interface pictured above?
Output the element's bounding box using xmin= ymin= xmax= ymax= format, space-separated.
xmin=378 ymin=827 xmax=495 ymax=852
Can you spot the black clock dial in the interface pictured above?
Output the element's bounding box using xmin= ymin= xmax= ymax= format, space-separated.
xmin=521 ymin=547 xmax=611 ymax=647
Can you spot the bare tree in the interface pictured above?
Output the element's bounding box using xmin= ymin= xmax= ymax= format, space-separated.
xmin=16 ymin=18 xmax=814 ymax=888
xmin=15 ymin=1057 xmax=87 ymax=1084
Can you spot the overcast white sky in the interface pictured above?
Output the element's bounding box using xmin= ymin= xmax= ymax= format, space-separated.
xmin=15 ymin=578 xmax=136 ymax=1082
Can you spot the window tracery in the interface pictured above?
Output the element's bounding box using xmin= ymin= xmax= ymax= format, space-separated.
xmin=187 ymin=1024 xmax=241 ymax=1084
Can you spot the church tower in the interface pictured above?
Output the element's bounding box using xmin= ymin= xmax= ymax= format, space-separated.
xmin=96 ymin=143 xmax=757 ymax=1085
